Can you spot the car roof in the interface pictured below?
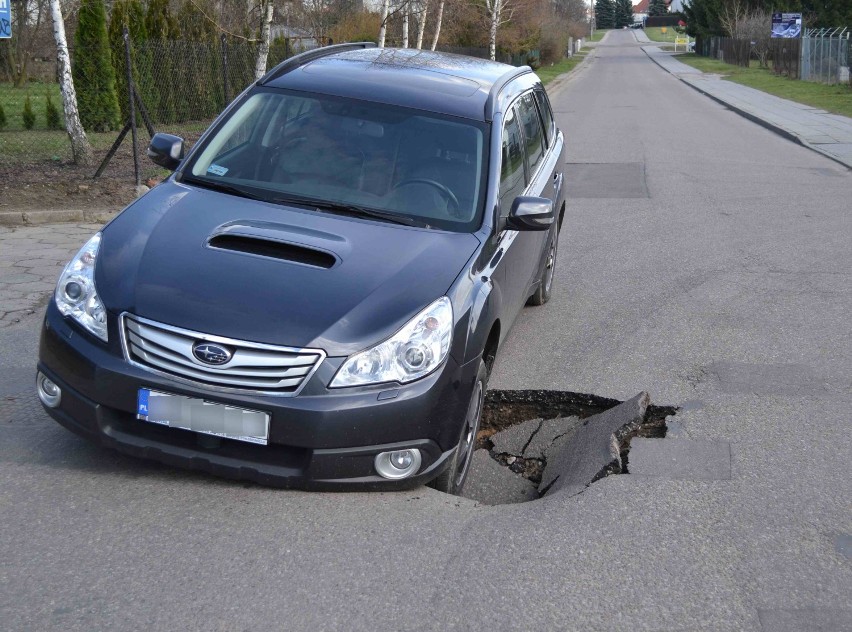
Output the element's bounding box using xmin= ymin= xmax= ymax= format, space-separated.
xmin=263 ymin=47 xmax=535 ymax=121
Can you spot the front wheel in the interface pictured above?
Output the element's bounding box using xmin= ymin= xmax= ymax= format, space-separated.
xmin=428 ymin=359 xmax=488 ymax=495
xmin=528 ymin=227 xmax=559 ymax=306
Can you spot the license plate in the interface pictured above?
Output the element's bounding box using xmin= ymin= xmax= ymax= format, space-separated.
xmin=137 ymin=389 xmax=269 ymax=445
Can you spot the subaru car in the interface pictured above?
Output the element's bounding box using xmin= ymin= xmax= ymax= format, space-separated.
xmin=37 ymin=44 xmax=566 ymax=494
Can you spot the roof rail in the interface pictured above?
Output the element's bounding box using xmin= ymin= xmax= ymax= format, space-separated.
xmin=483 ymin=66 xmax=534 ymax=120
xmin=259 ymin=42 xmax=377 ymax=85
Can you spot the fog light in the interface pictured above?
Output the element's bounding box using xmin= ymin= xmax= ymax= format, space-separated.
xmin=374 ymin=448 xmax=422 ymax=480
xmin=37 ymin=372 xmax=61 ymax=408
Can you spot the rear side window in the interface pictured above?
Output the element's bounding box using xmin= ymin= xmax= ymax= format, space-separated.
xmin=518 ymin=93 xmax=544 ymax=176
xmin=535 ymin=90 xmax=555 ymax=146
xmin=499 ymin=106 xmax=526 ymax=217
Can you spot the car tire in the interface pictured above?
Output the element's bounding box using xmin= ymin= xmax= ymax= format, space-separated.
xmin=527 ymin=226 xmax=558 ymax=306
xmin=428 ymin=358 xmax=488 ymax=495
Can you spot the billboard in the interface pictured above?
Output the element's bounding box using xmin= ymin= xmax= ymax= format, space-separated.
xmin=0 ymin=0 xmax=11 ymax=39
xmin=771 ymin=12 xmax=802 ymax=39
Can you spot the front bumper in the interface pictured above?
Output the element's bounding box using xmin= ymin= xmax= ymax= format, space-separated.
xmin=38 ymin=303 xmax=477 ymax=490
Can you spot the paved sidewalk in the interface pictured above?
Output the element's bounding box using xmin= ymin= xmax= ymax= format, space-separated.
xmin=0 ymin=223 xmax=101 ymax=327
xmin=641 ymin=45 xmax=852 ymax=168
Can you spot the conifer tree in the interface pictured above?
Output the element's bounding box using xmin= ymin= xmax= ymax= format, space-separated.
xmin=73 ymin=0 xmax=120 ymax=131
xmin=615 ymin=0 xmax=633 ymax=27
xmin=648 ymin=0 xmax=668 ymax=18
xmin=22 ymin=95 xmax=36 ymax=130
xmin=46 ymin=93 xmax=62 ymax=129
xmin=145 ymin=0 xmax=178 ymax=124
xmin=595 ymin=0 xmax=615 ymax=29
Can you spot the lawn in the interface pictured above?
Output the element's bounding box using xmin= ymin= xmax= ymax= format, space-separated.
xmin=537 ymin=51 xmax=590 ymax=86
xmin=676 ymin=54 xmax=852 ymax=118
xmin=644 ymin=27 xmax=685 ymax=43
xmin=0 ymin=82 xmax=65 ymax=131
xmin=587 ymin=29 xmax=610 ymax=43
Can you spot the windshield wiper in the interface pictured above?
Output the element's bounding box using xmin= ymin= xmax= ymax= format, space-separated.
xmin=181 ymin=175 xmax=268 ymax=202
xmin=181 ymin=178 xmax=426 ymax=228
xmin=268 ymin=194 xmax=426 ymax=228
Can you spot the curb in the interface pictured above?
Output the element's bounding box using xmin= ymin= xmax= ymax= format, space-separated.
xmin=641 ymin=47 xmax=852 ymax=171
xmin=545 ymin=48 xmax=596 ymax=97
xmin=0 ymin=208 xmax=118 ymax=228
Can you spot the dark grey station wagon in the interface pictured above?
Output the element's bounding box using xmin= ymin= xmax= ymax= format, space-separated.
xmin=37 ymin=44 xmax=566 ymax=494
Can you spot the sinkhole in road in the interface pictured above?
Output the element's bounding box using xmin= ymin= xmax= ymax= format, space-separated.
xmin=459 ymin=390 xmax=678 ymax=505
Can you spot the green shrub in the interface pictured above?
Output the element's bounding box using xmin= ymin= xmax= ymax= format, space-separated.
xmin=22 ymin=96 xmax=36 ymax=130
xmin=0 ymin=103 xmax=6 ymax=130
xmin=46 ymin=94 xmax=63 ymax=129
xmin=73 ymin=0 xmax=121 ymax=131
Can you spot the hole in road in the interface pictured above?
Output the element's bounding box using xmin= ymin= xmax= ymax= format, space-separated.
xmin=460 ymin=390 xmax=677 ymax=505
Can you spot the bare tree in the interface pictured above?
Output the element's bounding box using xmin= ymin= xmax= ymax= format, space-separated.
xmin=254 ymin=0 xmax=273 ymax=79
xmin=378 ymin=0 xmax=390 ymax=46
xmin=718 ymin=0 xmax=748 ymax=38
xmin=484 ymin=0 xmax=517 ymax=61
xmin=402 ymin=0 xmax=409 ymax=47
xmin=49 ymin=0 xmax=92 ymax=165
xmin=430 ymin=0 xmax=444 ymax=50
xmin=739 ymin=9 xmax=772 ymax=67
xmin=415 ymin=0 xmax=428 ymax=49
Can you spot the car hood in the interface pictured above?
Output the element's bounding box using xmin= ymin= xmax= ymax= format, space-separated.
xmin=98 ymin=181 xmax=480 ymax=356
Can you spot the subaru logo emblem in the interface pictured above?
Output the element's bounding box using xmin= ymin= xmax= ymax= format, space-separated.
xmin=192 ymin=342 xmax=233 ymax=366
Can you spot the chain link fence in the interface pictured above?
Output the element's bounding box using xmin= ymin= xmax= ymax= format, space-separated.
xmin=0 ymin=36 xmax=318 ymax=182
xmin=801 ymin=29 xmax=850 ymax=85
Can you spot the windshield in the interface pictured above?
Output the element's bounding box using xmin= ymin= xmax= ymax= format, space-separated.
xmin=183 ymin=89 xmax=489 ymax=232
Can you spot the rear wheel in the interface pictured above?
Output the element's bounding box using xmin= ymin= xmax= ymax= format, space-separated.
xmin=428 ymin=359 xmax=488 ymax=495
xmin=527 ymin=227 xmax=558 ymax=306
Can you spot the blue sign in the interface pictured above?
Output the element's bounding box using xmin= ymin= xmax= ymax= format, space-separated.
xmin=771 ymin=12 xmax=802 ymax=39
xmin=0 ymin=0 xmax=10 ymax=39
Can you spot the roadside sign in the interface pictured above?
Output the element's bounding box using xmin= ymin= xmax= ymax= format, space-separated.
xmin=0 ymin=0 xmax=10 ymax=39
xmin=771 ymin=12 xmax=802 ymax=39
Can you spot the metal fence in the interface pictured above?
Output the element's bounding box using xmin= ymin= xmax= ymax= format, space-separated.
xmin=0 ymin=36 xmax=318 ymax=179
xmin=696 ymin=30 xmax=851 ymax=85
xmin=801 ymin=28 xmax=850 ymax=85
xmin=770 ymin=38 xmax=801 ymax=78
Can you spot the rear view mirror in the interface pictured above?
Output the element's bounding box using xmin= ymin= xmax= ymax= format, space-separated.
xmin=147 ymin=133 xmax=185 ymax=171
xmin=506 ymin=196 xmax=554 ymax=231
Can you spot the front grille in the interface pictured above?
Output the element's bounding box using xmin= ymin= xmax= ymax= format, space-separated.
xmin=120 ymin=314 xmax=325 ymax=395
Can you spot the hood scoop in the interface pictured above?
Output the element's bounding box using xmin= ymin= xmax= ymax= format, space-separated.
xmin=208 ymin=234 xmax=338 ymax=269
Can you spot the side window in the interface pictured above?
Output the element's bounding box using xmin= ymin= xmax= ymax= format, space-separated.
xmin=535 ymin=90 xmax=555 ymax=146
xmin=499 ymin=106 xmax=526 ymax=218
xmin=518 ymin=93 xmax=544 ymax=176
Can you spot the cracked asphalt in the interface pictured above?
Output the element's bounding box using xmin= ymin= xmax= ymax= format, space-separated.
xmin=1 ymin=31 xmax=850 ymax=630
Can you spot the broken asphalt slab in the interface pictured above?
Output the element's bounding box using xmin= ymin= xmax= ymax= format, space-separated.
xmin=541 ymin=391 xmax=650 ymax=497
xmin=461 ymin=449 xmax=539 ymax=505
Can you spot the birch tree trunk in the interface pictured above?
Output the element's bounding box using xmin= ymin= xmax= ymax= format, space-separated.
xmin=254 ymin=2 xmax=274 ymax=80
xmin=488 ymin=0 xmax=501 ymax=61
xmin=378 ymin=0 xmax=390 ymax=47
xmin=416 ymin=0 xmax=428 ymax=49
xmin=430 ymin=0 xmax=444 ymax=51
xmin=49 ymin=0 xmax=93 ymax=165
xmin=402 ymin=1 xmax=409 ymax=48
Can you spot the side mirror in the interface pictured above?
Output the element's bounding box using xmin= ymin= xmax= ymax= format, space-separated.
xmin=147 ymin=133 xmax=185 ymax=171
xmin=506 ymin=196 xmax=554 ymax=231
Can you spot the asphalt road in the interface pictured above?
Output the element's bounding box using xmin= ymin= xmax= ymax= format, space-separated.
xmin=1 ymin=31 xmax=850 ymax=630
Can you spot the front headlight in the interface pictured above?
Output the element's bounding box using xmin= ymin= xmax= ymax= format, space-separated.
xmin=330 ymin=297 xmax=453 ymax=387
xmin=54 ymin=233 xmax=108 ymax=342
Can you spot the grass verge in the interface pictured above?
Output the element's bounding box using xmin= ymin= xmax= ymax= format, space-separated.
xmin=537 ymin=52 xmax=589 ymax=86
xmin=676 ymin=53 xmax=852 ymax=118
xmin=644 ymin=27 xmax=685 ymax=43
xmin=587 ymin=29 xmax=610 ymax=43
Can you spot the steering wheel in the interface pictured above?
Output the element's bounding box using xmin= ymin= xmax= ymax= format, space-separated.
xmin=391 ymin=178 xmax=461 ymax=218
